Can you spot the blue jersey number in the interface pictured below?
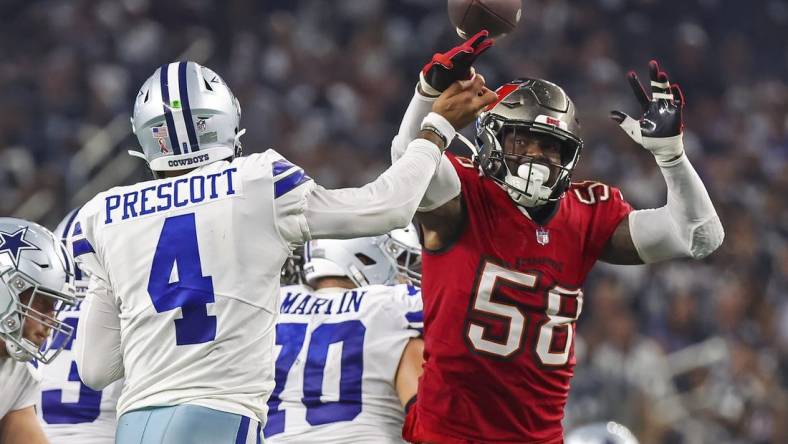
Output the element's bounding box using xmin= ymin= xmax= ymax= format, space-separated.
xmin=264 ymin=320 xmax=366 ymax=437
xmin=148 ymin=213 xmax=216 ymax=345
xmin=41 ymin=317 xmax=103 ymax=424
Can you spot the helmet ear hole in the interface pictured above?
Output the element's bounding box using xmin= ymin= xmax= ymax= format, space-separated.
xmin=477 ymin=126 xmax=507 ymax=180
xmin=487 ymin=159 xmax=506 ymax=180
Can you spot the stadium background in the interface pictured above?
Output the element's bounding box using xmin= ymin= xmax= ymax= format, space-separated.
xmin=1 ymin=0 xmax=785 ymax=442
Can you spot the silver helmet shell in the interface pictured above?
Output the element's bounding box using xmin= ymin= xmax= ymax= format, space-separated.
xmin=0 ymin=218 xmax=78 ymax=363
xmin=302 ymin=224 xmax=423 ymax=288
xmin=130 ymin=61 xmax=245 ymax=173
xmin=380 ymin=223 xmax=422 ymax=286
xmin=476 ymin=78 xmax=583 ymax=207
xmin=53 ymin=208 xmax=89 ymax=299
xmin=303 ymin=236 xmax=398 ymax=288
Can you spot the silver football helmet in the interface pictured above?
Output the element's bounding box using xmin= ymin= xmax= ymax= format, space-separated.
xmin=0 ymin=218 xmax=78 ymax=363
xmin=476 ymin=78 xmax=583 ymax=208
xmin=129 ymin=61 xmax=245 ymax=173
xmin=53 ymin=208 xmax=89 ymax=299
xmin=565 ymin=422 xmax=640 ymax=444
xmin=380 ymin=224 xmax=422 ymax=286
xmin=303 ymin=225 xmax=422 ymax=287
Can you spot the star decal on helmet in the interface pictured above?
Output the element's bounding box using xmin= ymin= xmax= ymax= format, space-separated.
xmin=0 ymin=227 xmax=40 ymax=268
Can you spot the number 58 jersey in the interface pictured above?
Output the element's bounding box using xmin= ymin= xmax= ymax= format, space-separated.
xmin=407 ymin=153 xmax=633 ymax=444
xmin=71 ymin=151 xmax=315 ymax=422
xmin=264 ymin=284 xmax=423 ymax=443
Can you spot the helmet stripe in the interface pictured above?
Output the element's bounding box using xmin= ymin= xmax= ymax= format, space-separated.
xmin=165 ymin=63 xmax=192 ymax=154
xmin=178 ymin=62 xmax=200 ymax=152
xmin=60 ymin=208 xmax=80 ymax=244
xmin=159 ymin=64 xmax=182 ymax=155
xmin=485 ymin=83 xmax=520 ymax=112
xmin=274 ymin=169 xmax=311 ymax=198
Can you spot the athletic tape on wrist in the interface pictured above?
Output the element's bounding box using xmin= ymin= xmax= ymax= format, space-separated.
xmin=421 ymin=112 xmax=457 ymax=144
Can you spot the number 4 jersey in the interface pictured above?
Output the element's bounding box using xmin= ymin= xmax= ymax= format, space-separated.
xmin=69 ymin=150 xmax=315 ymax=423
xmin=265 ymin=284 xmax=423 ymax=443
xmin=405 ymin=153 xmax=633 ymax=444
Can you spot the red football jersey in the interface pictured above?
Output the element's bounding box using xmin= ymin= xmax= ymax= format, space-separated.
xmin=404 ymin=154 xmax=633 ymax=444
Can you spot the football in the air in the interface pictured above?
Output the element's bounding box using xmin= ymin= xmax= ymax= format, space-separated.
xmin=448 ymin=0 xmax=523 ymax=40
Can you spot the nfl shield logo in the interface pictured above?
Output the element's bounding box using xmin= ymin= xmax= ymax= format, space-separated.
xmin=536 ymin=227 xmax=550 ymax=246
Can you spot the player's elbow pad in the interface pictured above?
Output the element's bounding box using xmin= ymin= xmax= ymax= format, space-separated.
xmin=688 ymin=214 xmax=724 ymax=259
xmin=630 ymin=208 xmax=724 ymax=263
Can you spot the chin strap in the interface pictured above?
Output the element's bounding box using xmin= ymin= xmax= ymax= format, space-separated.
xmin=6 ymin=337 xmax=34 ymax=362
xmin=233 ymin=128 xmax=247 ymax=157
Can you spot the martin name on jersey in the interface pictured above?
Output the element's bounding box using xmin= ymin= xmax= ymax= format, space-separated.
xmin=264 ymin=284 xmax=423 ymax=443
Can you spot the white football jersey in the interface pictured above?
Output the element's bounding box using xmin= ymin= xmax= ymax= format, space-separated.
xmin=0 ymin=358 xmax=39 ymax=419
xmin=70 ymin=151 xmax=315 ymax=422
xmin=264 ymin=283 xmax=423 ymax=443
xmin=37 ymin=209 xmax=122 ymax=444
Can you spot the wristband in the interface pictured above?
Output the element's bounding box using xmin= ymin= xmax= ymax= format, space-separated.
xmin=421 ymin=112 xmax=457 ymax=145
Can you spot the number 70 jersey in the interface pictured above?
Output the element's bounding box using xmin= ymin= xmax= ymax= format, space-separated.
xmin=70 ymin=151 xmax=316 ymax=422
xmin=265 ymin=284 xmax=423 ymax=443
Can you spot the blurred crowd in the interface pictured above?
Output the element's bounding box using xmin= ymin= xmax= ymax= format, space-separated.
xmin=1 ymin=0 xmax=785 ymax=442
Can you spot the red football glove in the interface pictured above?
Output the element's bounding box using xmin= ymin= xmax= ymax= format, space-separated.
xmin=419 ymin=30 xmax=494 ymax=97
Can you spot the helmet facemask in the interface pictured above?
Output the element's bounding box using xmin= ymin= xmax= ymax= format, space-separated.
xmin=477 ymin=117 xmax=581 ymax=207
xmin=475 ymin=78 xmax=584 ymax=208
xmin=380 ymin=224 xmax=422 ymax=286
xmin=0 ymin=268 xmax=77 ymax=363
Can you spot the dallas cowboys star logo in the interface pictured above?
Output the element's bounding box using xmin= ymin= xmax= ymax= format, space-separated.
xmin=0 ymin=227 xmax=40 ymax=268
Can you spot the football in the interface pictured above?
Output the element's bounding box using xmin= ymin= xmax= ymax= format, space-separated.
xmin=448 ymin=0 xmax=523 ymax=40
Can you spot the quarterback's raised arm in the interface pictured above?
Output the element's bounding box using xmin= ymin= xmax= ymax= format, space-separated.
xmin=602 ymin=60 xmax=724 ymax=264
xmin=303 ymin=75 xmax=497 ymax=240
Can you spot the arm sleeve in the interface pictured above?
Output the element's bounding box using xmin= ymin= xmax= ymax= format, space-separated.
xmin=391 ymin=87 xmax=461 ymax=212
xmin=629 ymin=153 xmax=724 ymax=263
xmin=73 ymin=273 xmax=124 ymax=390
xmin=304 ymin=139 xmax=443 ymax=239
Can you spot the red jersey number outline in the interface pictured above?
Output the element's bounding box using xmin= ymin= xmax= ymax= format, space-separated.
xmin=572 ymin=181 xmax=611 ymax=205
xmin=464 ymin=260 xmax=584 ymax=366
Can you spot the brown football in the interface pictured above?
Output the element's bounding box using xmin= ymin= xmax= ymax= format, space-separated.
xmin=448 ymin=0 xmax=523 ymax=40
